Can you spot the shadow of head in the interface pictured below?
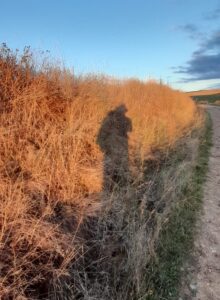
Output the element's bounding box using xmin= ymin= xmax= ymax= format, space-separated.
xmin=97 ymin=104 xmax=131 ymax=146
xmin=115 ymin=104 xmax=128 ymax=113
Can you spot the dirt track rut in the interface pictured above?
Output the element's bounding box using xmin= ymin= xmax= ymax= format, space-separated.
xmin=189 ymin=106 xmax=220 ymax=299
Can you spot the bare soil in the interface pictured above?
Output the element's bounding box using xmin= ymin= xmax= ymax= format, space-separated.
xmin=181 ymin=106 xmax=220 ymax=299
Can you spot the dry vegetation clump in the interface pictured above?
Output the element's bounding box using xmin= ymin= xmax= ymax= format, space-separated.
xmin=0 ymin=44 xmax=203 ymax=299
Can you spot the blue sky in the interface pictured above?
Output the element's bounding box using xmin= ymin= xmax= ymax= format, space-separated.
xmin=0 ymin=0 xmax=220 ymax=91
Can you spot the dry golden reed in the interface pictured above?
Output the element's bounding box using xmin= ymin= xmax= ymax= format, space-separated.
xmin=0 ymin=44 xmax=200 ymax=299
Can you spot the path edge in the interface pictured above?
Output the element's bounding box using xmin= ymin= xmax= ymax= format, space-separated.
xmin=144 ymin=111 xmax=213 ymax=300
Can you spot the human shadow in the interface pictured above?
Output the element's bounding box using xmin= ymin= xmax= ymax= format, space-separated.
xmin=97 ymin=104 xmax=132 ymax=192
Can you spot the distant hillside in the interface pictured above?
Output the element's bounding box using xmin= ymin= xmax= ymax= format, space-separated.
xmin=187 ymin=89 xmax=220 ymax=97
xmin=187 ymin=89 xmax=220 ymax=105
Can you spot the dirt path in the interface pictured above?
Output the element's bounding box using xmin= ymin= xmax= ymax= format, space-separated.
xmin=181 ymin=105 xmax=220 ymax=299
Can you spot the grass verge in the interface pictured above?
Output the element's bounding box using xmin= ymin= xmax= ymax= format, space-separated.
xmin=144 ymin=112 xmax=212 ymax=300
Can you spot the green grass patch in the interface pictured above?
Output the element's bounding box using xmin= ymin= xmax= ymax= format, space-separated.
xmin=144 ymin=114 xmax=212 ymax=300
xmin=192 ymin=93 xmax=220 ymax=104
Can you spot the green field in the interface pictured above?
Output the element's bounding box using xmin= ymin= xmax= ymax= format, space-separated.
xmin=191 ymin=93 xmax=220 ymax=105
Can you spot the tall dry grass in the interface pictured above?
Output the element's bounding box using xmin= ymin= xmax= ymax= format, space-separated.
xmin=0 ymin=44 xmax=201 ymax=299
